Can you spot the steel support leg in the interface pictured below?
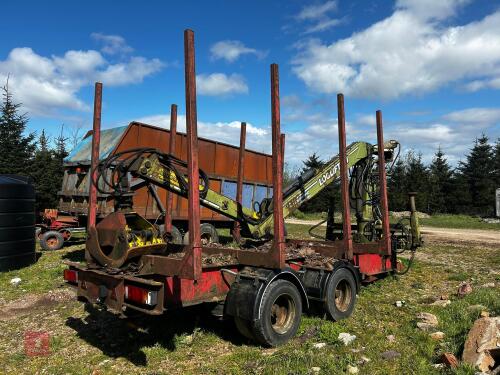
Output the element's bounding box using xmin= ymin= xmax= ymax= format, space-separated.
xmin=165 ymin=104 xmax=177 ymax=234
xmin=271 ymin=64 xmax=286 ymax=269
xmin=181 ymin=29 xmax=201 ymax=280
xmin=233 ymin=122 xmax=246 ymax=242
xmin=376 ymin=110 xmax=391 ymax=255
xmin=337 ymin=94 xmax=353 ymax=260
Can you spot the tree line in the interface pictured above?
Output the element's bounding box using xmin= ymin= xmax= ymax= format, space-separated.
xmin=286 ymin=136 xmax=500 ymax=217
xmin=0 ymin=84 xmax=68 ymax=213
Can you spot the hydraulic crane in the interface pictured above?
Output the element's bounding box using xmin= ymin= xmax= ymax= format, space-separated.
xmin=85 ymin=139 xmax=421 ymax=268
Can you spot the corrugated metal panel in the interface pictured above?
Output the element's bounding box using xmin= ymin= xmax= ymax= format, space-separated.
xmin=65 ymin=126 xmax=128 ymax=162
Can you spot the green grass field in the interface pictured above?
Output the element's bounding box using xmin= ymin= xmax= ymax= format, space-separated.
xmin=0 ymin=225 xmax=498 ymax=374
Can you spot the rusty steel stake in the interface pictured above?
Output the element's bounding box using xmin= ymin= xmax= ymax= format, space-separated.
xmin=271 ymin=64 xmax=286 ymax=269
xmin=281 ymin=133 xmax=285 ymax=174
xmin=165 ymin=104 xmax=177 ymax=234
xmin=337 ymin=94 xmax=353 ymax=260
xmin=233 ymin=121 xmax=247 ymax=242
xmin=183 ymin=29 xmax=202 ymax=280
xmin=376 ymin=110 xmax=391 ymax=255
xmin=87 ymin=82 xmax=102 ymax=231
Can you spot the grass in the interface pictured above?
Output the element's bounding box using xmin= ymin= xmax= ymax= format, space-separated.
xmin=0 ymin=225 xmax=498 ymax=374
xmin=419 ymin=214 xmax=500 ymax=230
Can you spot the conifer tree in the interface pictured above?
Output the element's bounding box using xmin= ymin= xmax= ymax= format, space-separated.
xmin=405 ymin=151 xmax=430 ymax=212
xmin=0 ymin=81 xmax=36 ymax=174
xmin=30 ymin=130 xmax=58 ymax=212
xmin=459 ymin=135 xmax=494 ymax=216
xmin=428 ymin=147 xmax=453 ymax=213
xmin=387 ymin=157 xmax=407 ymax=211
xmin=493 ymin=138 xmax=500 ymax=188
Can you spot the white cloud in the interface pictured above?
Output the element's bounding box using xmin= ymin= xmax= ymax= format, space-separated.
xmin=196 ymin=73 xmax=248 ymax=96
xmin=210 ymin=40 xmax=266 ymax=63
xmin=0 ymin=36 xmax=164 ymax=116
xmin=442 ymin=107 xmax=500 ymax=124
xmin=91 ymin=32 xmax=133 ymax=55
xmin=292 ymin=3 xmax=500 ymax=99
xmin=294 ymin=1 xmax=342 ymax=34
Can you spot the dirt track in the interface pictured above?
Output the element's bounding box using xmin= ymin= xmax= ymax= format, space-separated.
xmin=285 ymin=218 xmax=500 ymax=246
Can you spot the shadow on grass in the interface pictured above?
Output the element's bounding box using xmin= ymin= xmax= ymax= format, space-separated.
xmin=61 ymin=248 xmax=86 ymax=262
xmin=66 ymin=302 xmax=248 ymax=366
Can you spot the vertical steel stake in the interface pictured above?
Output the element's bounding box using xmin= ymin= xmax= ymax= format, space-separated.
xmin=183 ymin=29 xmax=201 ymax=280
xmin=88 ymin=82 xmax=102 ymax=231
xmin=233 ymin=122 xmax=247 ymax=242
xmin=165 ymin=104 xmax=177 ymax=234
xmin=337 ymin=94 xmax=353 ymax=260
xmin=376 ymin=110 xmax=391 ymax=255
xmin=271 ymin=64 xmax=286 ymax=269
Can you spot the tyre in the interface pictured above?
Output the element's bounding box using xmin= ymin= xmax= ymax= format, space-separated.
xmin=0 ymin=226 xmax=35 ymax=242
xmin=323 ymin=268 xmax=357 ymax=321
xmin=234 ymin=317 xmax=255 ymax=340
xmin=40 ymin=231 xmax=65 ymax=251
xmin=252 ymin=279 xmax=302 ymax=347
xmin=183 ymin=223 xmax=219 ymax=245
xmin=158 ymin=224 xmax=183 ymax=244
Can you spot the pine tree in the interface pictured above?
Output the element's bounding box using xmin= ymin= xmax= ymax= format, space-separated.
xmin=459 ymin=135 xmax=494 ymax=216
xmin=428 ymin=147 xmax=453 ymax=213
xmin=405 ymin=151 xmax=430 ymax=212
xmin=0 ymin=81 xmax=36 ymax=174
xmin=387 ymin=157 xmax=407 ymax=211
xmin=493 ymin=138 xmax=500 ymax=188
xmin=302 ymin=153 xmax=324 ymax=173
xmin=31 ymin=130 xmax=59 ymax=212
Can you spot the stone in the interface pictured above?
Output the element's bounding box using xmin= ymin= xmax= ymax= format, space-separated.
xmin=386 ymin=334 xmax=396 ymax=343
xmin=10 ymin=277 xmax=21 ymax=286
xmin=381 ymin=350 xmax=401 ymax=360
xmin=462 ymin=317 xmax=500 ymax=372
xmin=395 ymin=300 xmax=405 ymax=307
xmin=430 ymin=332 xmax=445 ymax=340
xmin=359 ymin=356 xmax=371 ymax=364
xmin=440 ymin=294 xmax=449 ymax=300
xmin=458 ymin=282 xmax=473 ymax=298
xmin=416 ymin=312 xmax=439 ymax=330
xmin=313 ymin=342 xmax=326 ymax=349
xmin=338 ymin=332 xmax=357 ymax=346
xmin=440 ymin=352 xmax=459 ymax=368
xmin=480 ymin=311 xmax=489 ymax=318
xmin=431 ymin=299 xmax=451 ymax=307
xmin=481 ymin=282 xmax=495 ymax=288
xmin=311 ymin=367 xmax=321 ymax=373
xmin=347 ymin=365 xmax=359 ymax=374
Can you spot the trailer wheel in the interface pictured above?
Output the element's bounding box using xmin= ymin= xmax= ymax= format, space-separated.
xmin=234 ymin=317 xmax=255 ymax=340
xmin=158 ymin=224 xmax=183 ymax=244
xmin=40 ymin=231 xmax=64 ymax=251
xmin=183 ymin=223 xmax=219 ymax=245
xmin=324 ymin=268 xmax=357 ymax=321
xmin=253 ymin=279 xmax=302 ymax=347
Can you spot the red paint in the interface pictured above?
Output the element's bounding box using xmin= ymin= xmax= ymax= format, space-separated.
xmin=355 ymin=254 xmax=392 ymax=275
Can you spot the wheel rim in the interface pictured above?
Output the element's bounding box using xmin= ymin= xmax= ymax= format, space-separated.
xmin=46 ymin=237 xmax=59 ymax=248
xmin=270 ymin=294 xmax=296 ymax=334
xmin=334 ymin=280 xmax=352 ymax=312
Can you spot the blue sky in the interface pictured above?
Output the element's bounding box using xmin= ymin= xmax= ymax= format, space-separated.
xmin=1 ymin=0 xmax=499 ymax=166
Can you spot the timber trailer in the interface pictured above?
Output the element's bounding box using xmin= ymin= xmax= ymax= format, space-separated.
xmin=63 ymin=30 xmax=422 ymax=347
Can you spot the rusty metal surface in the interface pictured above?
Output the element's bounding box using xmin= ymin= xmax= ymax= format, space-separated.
xmin=60 ymin=121 xmax=273 ymax=222
xmin=337 ymin=94 xmax=353 ymax=260
xmin=88 ymin=82 xmax=102 ymax=230
xmin=271 ymin=64 xmax=286 ymax=269
xmin=182 ymin=29 xmax=202 ymax=280
xmin=376 ymin=110 xmax=392 ymax=255
xmin=233 ymin=122 xmax=247 ymax=241
xmin=165 ymin=104 xmax=177 ymax=233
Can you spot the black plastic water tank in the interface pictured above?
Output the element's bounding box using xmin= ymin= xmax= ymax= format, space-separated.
xmin=0 ymin=175 xmax=36 ymax=271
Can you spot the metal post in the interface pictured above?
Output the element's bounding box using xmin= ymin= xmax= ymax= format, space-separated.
xmin=233 ymin=122 xmax=246 ymax=242
xmin=337 ymin=94 xmax=353 ymax=260
xmin=271 ymin=64 xmax=286 ymax=269
xmin=88 ymin=82 xmax=102 ymax=230
xmin=376 ymin=110 xmax=391 ymax=255
xmin=280 ymin=133 xmax=285 ymax=168
xmin=165 ymin=104 xmax=177 ymax=234
xmin=183 ymin=29 xmax=201 ymax=280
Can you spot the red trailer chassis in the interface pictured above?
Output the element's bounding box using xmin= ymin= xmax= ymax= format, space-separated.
xmin=64 ymin=29 xmax=405 ymax=347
